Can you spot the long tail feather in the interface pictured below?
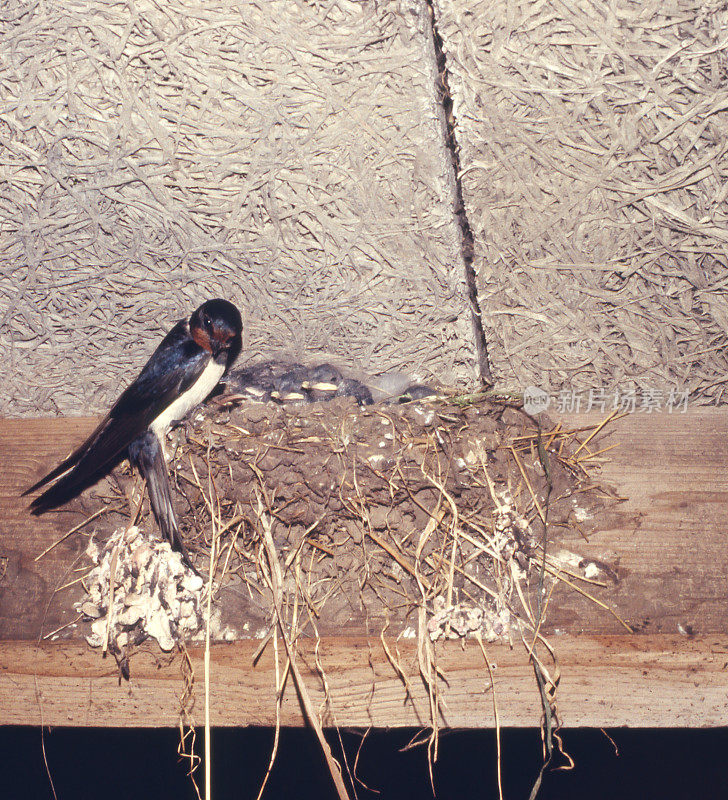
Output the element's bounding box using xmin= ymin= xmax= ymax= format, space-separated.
xmin=128 ymin=431 xmax=197 ymax=572
xmin=25 ymin=413 xmax=147 ymax=513
xmin=28 ymin=452 xmax=126 ymax=515
xmin=23 ymin=448 xmax=86 ymax=498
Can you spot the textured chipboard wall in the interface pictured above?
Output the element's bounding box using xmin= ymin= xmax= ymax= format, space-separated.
xmin=0 ymin=0 xmax=477 ymax=416
xmin=436 ymin=0 xmax=728 ymax=404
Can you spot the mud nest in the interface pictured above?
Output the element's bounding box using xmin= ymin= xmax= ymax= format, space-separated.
xmin=81 ymin=390 xmax=620 ymax=652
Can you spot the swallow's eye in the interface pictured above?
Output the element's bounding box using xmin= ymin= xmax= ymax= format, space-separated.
xmin=203 ymin=314 xmax=213 ymax=331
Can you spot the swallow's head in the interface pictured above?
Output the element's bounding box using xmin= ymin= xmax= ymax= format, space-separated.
xmin=190 ymin=299 xmax=243 ymax=368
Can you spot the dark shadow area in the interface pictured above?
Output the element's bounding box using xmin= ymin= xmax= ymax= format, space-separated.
xmin=1 ymin=726 xmax=726 ymax=800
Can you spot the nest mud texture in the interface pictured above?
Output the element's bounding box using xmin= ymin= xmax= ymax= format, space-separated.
xmin=435 ymin=0 xmax=728 ymax=402
xmin=0 ymin=0 xmax=474 ymax=417
xmin=84 ymin=393 xmax=618 ymax=649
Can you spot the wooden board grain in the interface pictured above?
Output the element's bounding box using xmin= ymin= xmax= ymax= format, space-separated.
xmin=1 ymin=409 xmax=728 ymax=727
xmin=1 ymin=635 xmax=726 ymax=728
xmin=557 ymin=409 xmax=728 ymax=636
xmin=0 ymin=417 xmax=98 ymax=641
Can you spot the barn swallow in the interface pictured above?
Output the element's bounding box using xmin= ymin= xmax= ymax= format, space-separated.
xmin=23 ymin=299 xmax=243 ymax=565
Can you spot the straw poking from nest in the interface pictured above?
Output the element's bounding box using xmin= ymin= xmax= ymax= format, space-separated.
xmin=68 ymin=389 xmax=626 ymax=796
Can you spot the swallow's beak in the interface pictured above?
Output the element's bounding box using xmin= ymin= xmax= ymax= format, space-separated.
xmin=210 ymin=338 xmax=224 ymax=359
xmin=211 ymin=331 xmax=239 ymax=362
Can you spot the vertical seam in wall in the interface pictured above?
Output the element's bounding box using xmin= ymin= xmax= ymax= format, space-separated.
xmin=423 ymin=0 xmax=493 ymax=386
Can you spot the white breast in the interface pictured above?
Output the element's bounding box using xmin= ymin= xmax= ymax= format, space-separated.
xmin=150 ymin=358 xmax=225 ymax=437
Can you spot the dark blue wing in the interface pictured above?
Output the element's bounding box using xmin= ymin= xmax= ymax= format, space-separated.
xmin=25 ymin=321 xmax=209 ymax=513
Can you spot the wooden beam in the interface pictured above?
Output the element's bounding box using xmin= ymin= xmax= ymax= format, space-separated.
xmin=2 ymin=635 xmax=726 ymax=728
xmin=1 ymin=409 xmax=728 ymax=727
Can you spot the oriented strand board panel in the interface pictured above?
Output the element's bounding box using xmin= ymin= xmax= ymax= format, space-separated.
xmin=0 ymin=0 xmax=475 ymax=417
xmin=434 ymin=0 xmax=728 ymax=402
